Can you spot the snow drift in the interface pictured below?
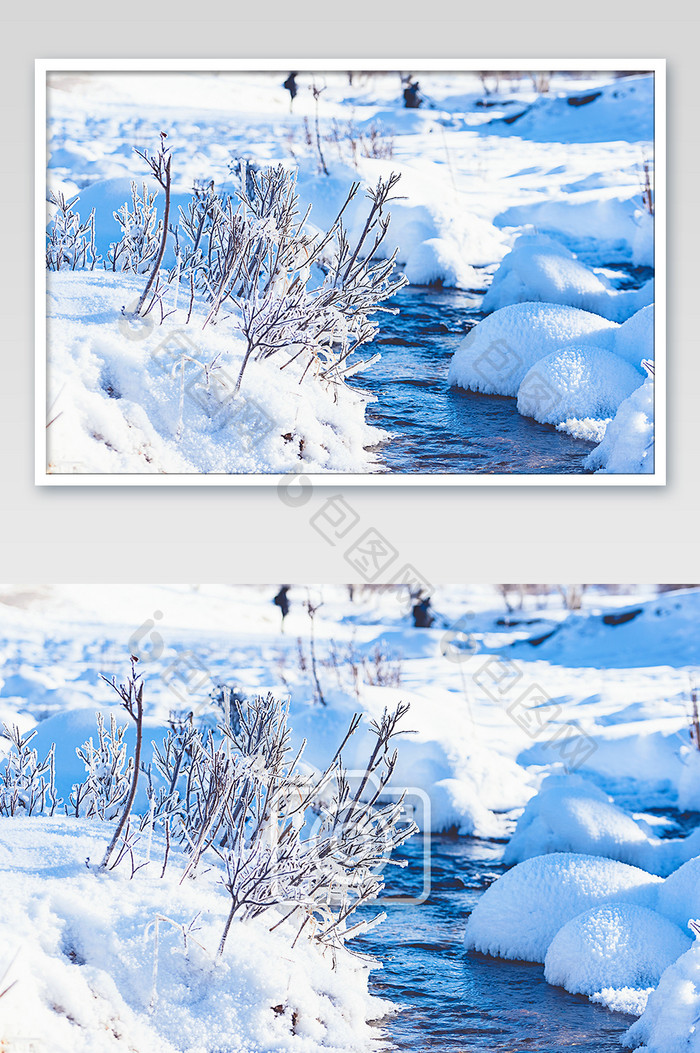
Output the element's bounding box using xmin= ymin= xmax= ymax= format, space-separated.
xmin=481 ymin=234 xmax=654 ymax=322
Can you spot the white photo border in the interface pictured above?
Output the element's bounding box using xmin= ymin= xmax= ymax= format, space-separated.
xmin=35 ymin=57 xmax=666 ymax=487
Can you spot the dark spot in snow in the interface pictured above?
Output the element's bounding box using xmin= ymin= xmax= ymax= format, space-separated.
xmin=602 ymin=607 xmax=643 ymax=626
xmin=567 ymin=90 xmax=602 ymax=107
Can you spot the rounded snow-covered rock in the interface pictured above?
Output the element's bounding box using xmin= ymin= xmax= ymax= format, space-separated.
xmin=624 ymin=941 xmax=700 ymax=1053
xmin=516 ymin=345 xmax=643 ymax=428
xmin=404 ymin=237 xmax=478 ymax=290
xmin=614 ymin=305 xmax=655 ymax=369
xmin=585 ymin=374 xmax=654 ymax=475
xmin=448 ymin=301 xmax=618 ymax=397
xmin=544 ymin=904 xmax=691 ymax=1015
xmin=481 ymin=233 xmax=654 ymax=322
xmin=658 ymin=858 xmax=700 ymax=930
xmin=464 ymin=853 xmax=661 ymax=963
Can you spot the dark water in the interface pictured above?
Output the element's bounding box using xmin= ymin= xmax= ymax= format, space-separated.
xmin=359 ymin=285 xmax=596 ymax=475
xmin=356 ymin=836 xmax=634 ymax=1052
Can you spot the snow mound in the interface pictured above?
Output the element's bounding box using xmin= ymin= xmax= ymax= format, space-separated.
xmin=495 ymin=190 xmax=654 ymax=264
xmin=429 ymin=777 xmax=506 ymax=839
xmin=504 ymin=776 xmax=700 ymax=877
xmin=614 ymin=306 xmax=655 ymax=369
xmin=404 ymin=238 xmax=479 ymax=290
xmin=658 ymin=858 xmax=700 ymax=930
xmin=481 ymin=234 xmax=654 ymax=322
xmin=624 ymin=939 xmax=700 ymax=1053
xmin=0 ymin=817 xmax=386 ymax=1053
xmin=447 ymin=301 xmax=618 ymax=397
xmin=544 ymin=904 xmax=691 ymax=1015
xmin=464 ymin=852 xmax=661 ymax=963
xmin=678 ymin=750 xmax=700 ymax=812
xmin=46 ymin=271 xmax=383 ymax=475
xmin=516 ymin=345 xmax=643 ymax=431
xmin=489 ymin=74 xmax=654 ymax=145
xmin=586 ymin=373 xmax=654 ymax=474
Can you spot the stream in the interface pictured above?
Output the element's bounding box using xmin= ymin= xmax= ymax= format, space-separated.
xmin=359 ymin=284 xmax=597 ymax=475
xmin=356 ymin=835 xmax=635 ymax=1052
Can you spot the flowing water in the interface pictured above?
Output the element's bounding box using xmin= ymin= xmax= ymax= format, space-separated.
xmin=356 ymin=836 xmax=634 ymax=1051
xmin=359 ymin=284 xmax=596 ymax=475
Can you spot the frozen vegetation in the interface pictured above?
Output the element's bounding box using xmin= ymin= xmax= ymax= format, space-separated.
xmin=0 ymin=583 xmax=698 ymax=1050
xmin=44 ymin=69 xmax=656 ymax=475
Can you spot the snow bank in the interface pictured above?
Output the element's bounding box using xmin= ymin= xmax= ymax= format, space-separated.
xmin=488 ymin=74 xmax=654 ymax=145
xmin=46 ymin=271 xmax=383 ymax=475
xmin=544 ymin=904 xmax=691 ymax=1016
xmin=447 ymin=302 xmax=618 ymax=397
xmin=585 ymin=373 xmax=654 ymax=474
xmin=624 ymin=939 xmax=700 ymax=1053
xmin=404 ymin=237 xmax=479 ymax=290
xmin=464 ymin=852 xmax=660 ymax=963
xmin=504 ymin=776 xmax=700 ymax=877
xmin=494 ymin=189 xmax=654 ymax=264
xmin=658 ymin=858 xmax=700 ymax=930
xmin=516 ymin=346 xmax=643 ymax=432
xmin=0 ymin=817 xmax=387 ymax=1053
xmin=614 ymin=306 xmax=655 ymax=368
xmin=481 ymin=234 xmax=654 ymax=322
xmin=678 ymin=750 xmax=700 ymax=812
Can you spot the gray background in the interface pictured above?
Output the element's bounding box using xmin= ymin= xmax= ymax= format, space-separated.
xmin=2 ymin=3 xmax=696 ymax=583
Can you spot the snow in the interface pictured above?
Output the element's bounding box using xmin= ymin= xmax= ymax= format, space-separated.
xmin=481 ymin=234 xmax=654 ymax=321
xmin=658 ymin=858 xmax=700 ymax=930
xmin=494 ymin=190 xmax=654 ymax=264
xmin=4 ymin=583 xmax=699 ymax=1048
xmin=614 ymin=305 xmax=655 ymax=368
xmin=624 ymin=940 xmax=700 ymax=1053
xmin=585 ymin=373 xmax=654 ymax=474
xmin=403 ymin=237 xmax=479 ymax=289
xmin=447 ymin=302 xmax=619 ymax=397
xmin=504 ymin=775 xmax=700 ymax=877
xmin=464 ymin=853 xmax=661 ymax=963
xmin=544 ymin=904 xmax=691 ymax=1015
xmin=0 ymin=817 xmax=387 ymax=1053
xmin=516 ymin=345 xmax=643 ymax=433
xmin=44 ymin=69 xmax=656 ymax=476
xmin=46 ymin=271 xmax=383 ymax=475
xmin=486 ymin=75 xmax=654 ymax=145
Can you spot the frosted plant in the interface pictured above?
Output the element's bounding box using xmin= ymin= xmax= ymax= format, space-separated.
xmin=46 ymin=190 xmax=100 ymax=271
xmin=108 ymin=181 xmax=163 ymax=274
xmin=0 ymin=723 xmax=60 ymax=817
xmin=69 ymin=711 xmax=133 ymax=819
xmin=194 ymin=692 xmax=416 ymax=958
xmin=173 ymin=162 xmax=406 ymax=395
xmin=98 ymin=657 xmax=145 ymax=870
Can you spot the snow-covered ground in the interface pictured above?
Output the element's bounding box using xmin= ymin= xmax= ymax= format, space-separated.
xmin=43 ymin=68 xmax=656 ymax=476
xmin=0 ymin=584 xmax=698 ymax=1050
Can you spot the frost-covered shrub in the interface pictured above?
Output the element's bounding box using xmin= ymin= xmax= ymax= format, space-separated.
xmin=1 ymin=659 xmax=416 ymax=963
xmin=177 ymin=163 xmax=407 ymax=394
xmin=108 ymin=181 xmax=163 ymax=274
xmin=0 ymin=724 xmax=60 ymax=817
xmin=46 ymin=190 xmax=100 ymax=271
xmin=69 ymin=711 xmax=133 ymax=820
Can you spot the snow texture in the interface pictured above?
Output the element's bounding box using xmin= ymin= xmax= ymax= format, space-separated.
xmin=504 ymin=775 xmax=700 ymax=877
xmin=544 ymin=904 xmax=691 ymax=1015
xmin=447 ymin=301 xmax=619 ymax=397
xmin=481 ymin=234 xmax=654 ymax=322
xmin=624 ymin=939 xmax=700 ymax=1053
xmin=464 ymin=852 xmax=661 ymax=963
xmin=516 ymin=345 xmax=643 ymax=431
xmin=585 ymin=374 xmax=654 ymax=474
